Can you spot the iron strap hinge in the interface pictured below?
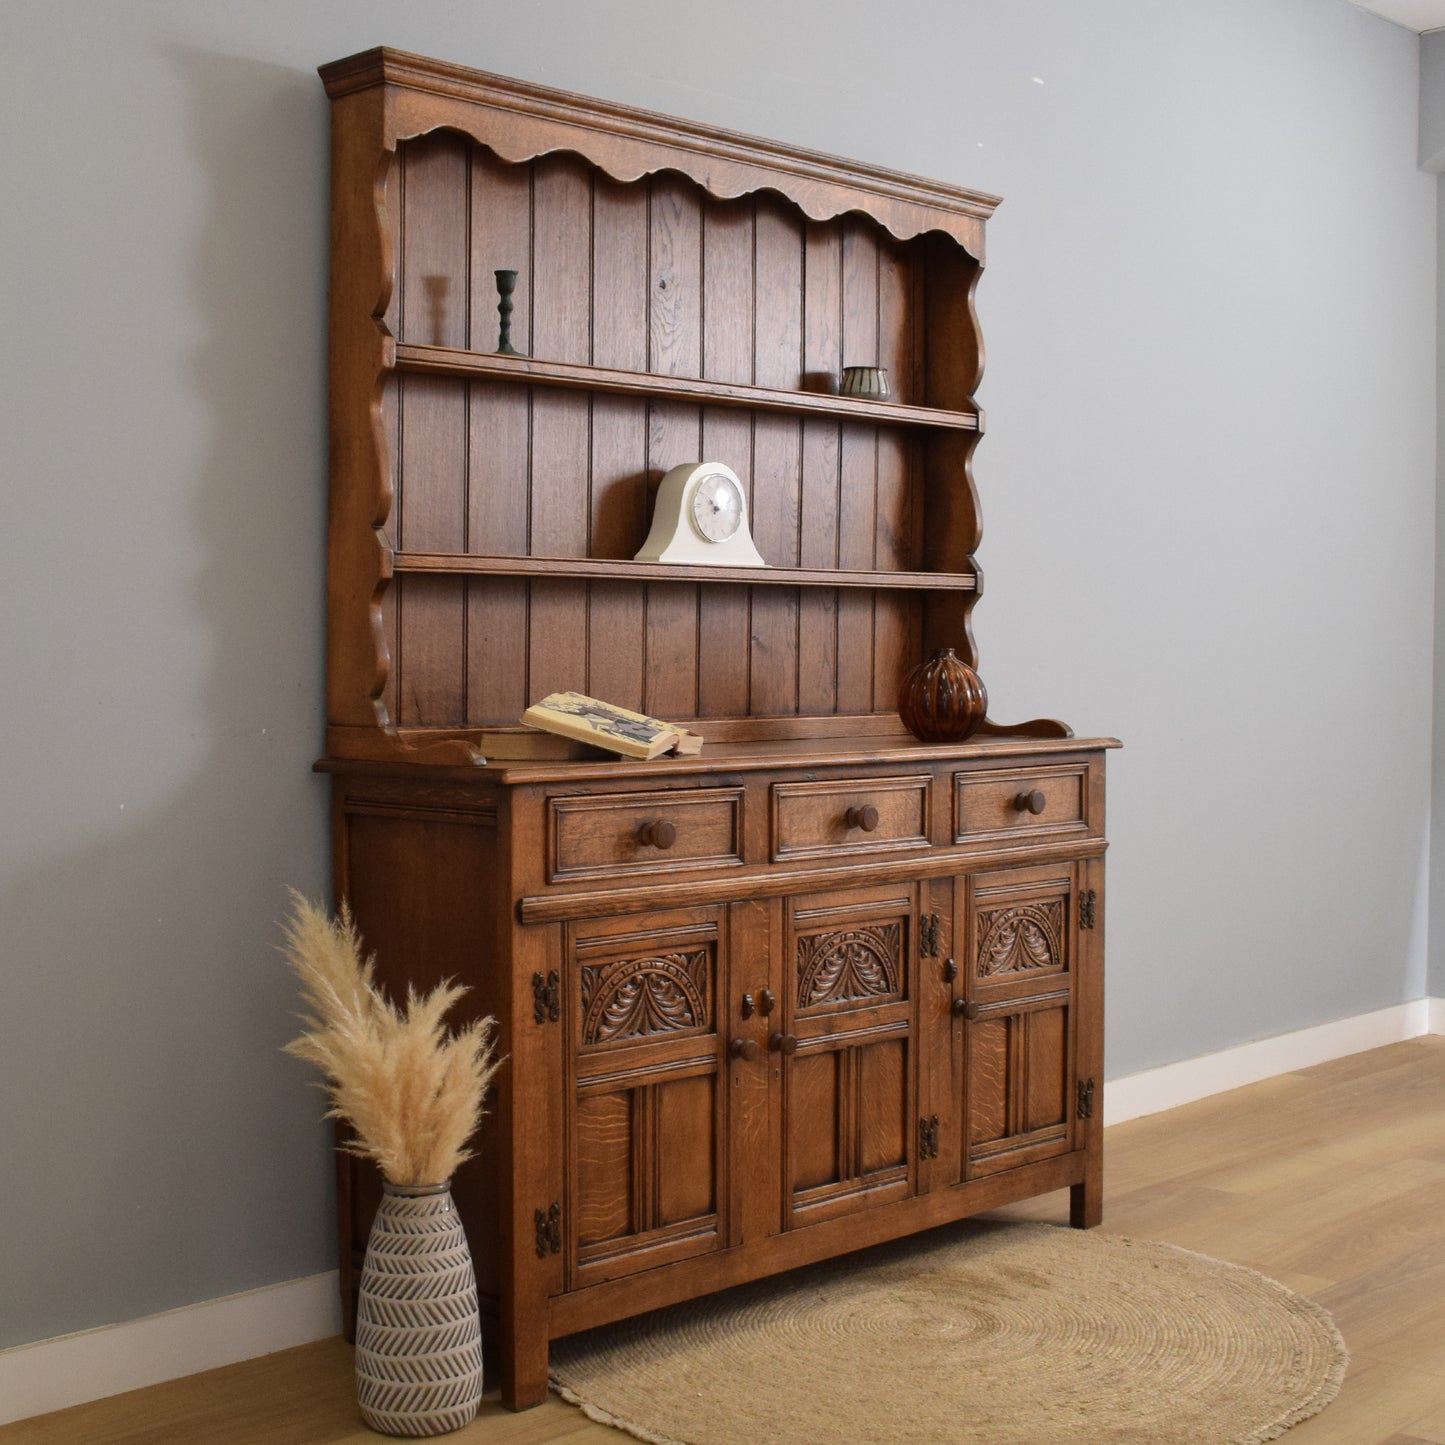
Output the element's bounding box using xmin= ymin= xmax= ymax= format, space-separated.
xmin=1077 ymin=1077 xmax=1096 ymax=1120
xmin=534 ymin=1202 xmax=561 ymax=1258
xmin=532 ymin=969 xmax=560 ymax=1024
xmin=918 ymin=1114 xmax=940 ymax=1160
xmin=920 ymin=913 xmax=941 ymax=958
xmin=1079 ymin=890 xmax=1097 ymax=931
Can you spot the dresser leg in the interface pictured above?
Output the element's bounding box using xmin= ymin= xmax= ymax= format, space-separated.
xmin=497 ymin=1321 xmax=550 ymax=1410
xmin=1070 ymin=1166 xmax=1102 ymax=1229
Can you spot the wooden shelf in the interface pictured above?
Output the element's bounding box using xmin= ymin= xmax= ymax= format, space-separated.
xmin=390 ymin=551 xmax=978 ymax=590
xmin=393 ymin=343 xmax=981 ymax=433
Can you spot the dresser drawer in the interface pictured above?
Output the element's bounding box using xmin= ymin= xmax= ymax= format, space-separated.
xmin=771 ymin=775 xmax=930 ymax=862
xmin=549 ymin=788 xmax=744 ymax=883
xmin=953 ymin=765 xmax=1089 ymax=843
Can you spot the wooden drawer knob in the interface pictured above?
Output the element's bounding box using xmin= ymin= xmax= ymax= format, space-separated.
xmin=638 ymin=819 xmax=677 ymax=849
xmin=845 ymin=803 xmax=880 ymax=831
xmin=730 ymin=1037 xmax=760 ymax=1062
xmin=769 ymin=1031 xmax=799 ymax=1056
xmin=951 ymin=997 xmax=981 ymax=1021
xmin=1014 ymin=789 xmax=1047 ymax=815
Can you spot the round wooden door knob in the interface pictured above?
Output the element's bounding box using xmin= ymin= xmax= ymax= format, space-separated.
xmin=845 ymin=804 xmax=880 ymax=831
xmin=769 ymin=1031 xmax=799 ymax=1056
xmin=638 ymin=819 xmax=678 ymax=848
xmin=951 ymin=998 xmax=981 ymax=1021
xmin=1014 ymin=789 xmax=1047 ymax=815
xmin=729 ymin=1037 xmax=761 ymax=1062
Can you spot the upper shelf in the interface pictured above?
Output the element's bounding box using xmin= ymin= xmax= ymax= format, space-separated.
xmin=392 ymin=343 xmax=982 ymax=434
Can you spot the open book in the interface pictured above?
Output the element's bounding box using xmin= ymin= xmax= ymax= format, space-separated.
xmin=520 ymin=692 xmax=704 ymax=760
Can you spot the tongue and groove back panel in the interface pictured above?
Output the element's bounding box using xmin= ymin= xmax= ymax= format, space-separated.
xmin=377 ymin=131 xmax=982 ymax=732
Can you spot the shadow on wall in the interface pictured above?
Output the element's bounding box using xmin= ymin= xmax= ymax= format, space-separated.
xmin=0 ymin=47 xmax=338 ymax=1350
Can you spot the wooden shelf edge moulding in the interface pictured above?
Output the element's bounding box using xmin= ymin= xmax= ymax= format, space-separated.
xmin=393 ymin=344 xmax=982 ymax=433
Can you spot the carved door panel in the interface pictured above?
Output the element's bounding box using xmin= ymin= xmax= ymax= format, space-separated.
xmin=779 ymin=884 xmax=918 ymax=1229
xmin=564 ymin=905 xmax=734 ymax=1289
xmin=954 ymin=864 xmax=1079 ymax=1180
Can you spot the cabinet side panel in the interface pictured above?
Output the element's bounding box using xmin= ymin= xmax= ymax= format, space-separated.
xmin=337 ymin=804 xmax=504 ymax=1308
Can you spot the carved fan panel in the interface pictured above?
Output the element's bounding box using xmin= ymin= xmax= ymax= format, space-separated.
xmin=580 ymin=948 xmax=712 ymax=1046
xmin=976 ymin=901 xmax=1065 ymax=978
xmin=796 ymin=923 xmax=903 ymax=1011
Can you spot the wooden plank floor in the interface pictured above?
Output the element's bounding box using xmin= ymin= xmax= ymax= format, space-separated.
xmin=5 ymin=1036 xmax=1444 ymax=1444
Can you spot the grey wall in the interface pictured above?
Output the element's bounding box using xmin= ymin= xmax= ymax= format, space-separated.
xmin=1427 ymin=29 xmax=1445 ymax=1002
xmin=0 ymin=0 xmax=1433 ymax=1351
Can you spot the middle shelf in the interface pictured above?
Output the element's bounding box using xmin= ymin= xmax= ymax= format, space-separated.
xmin=392 ymin=343 xmax=983 ymax=433
xmin=390 ymin=551 xmax=979 ymax=591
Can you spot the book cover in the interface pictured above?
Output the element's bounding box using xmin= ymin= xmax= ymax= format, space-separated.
xmin=521 ymin=692 xmax=685 ymax=760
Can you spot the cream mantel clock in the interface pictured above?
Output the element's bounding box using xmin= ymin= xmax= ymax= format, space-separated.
xmin=634 ymin=461 xmax=768 ymax=566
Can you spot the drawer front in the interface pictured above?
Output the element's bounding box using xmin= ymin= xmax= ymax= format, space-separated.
xmin=772 ymin=775 xmax=930 ymax=863
xmin=549 ymin=788 xmax=744 ymax=883
xmin=954 ymin=766 xmax=1088 ymax=844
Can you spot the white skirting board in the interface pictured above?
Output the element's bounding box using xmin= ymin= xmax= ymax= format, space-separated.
xmin=0 ymin=1271 xmax=340 ymax=1426
xmin=1104 ymin=997 xmax=1445 ymax=1126
xmin=3 ymin=998 xmax=1443 ymax=1427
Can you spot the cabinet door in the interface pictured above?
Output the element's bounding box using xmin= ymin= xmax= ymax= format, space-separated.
xmin=779 ymin=884 xmax=918 ymax=1229
xmin=565 ymin=906 xmax=734 ymax=1288
xmin=955 ymin=864 xmax=1079 ymax=1179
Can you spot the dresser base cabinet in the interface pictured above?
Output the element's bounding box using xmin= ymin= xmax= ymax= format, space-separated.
xmin=325 ymin=738 xmax=1111 ymax=1408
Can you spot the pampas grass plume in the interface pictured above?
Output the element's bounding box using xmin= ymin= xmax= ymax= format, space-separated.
xmin=280 ymin=892 xmax=500 ymax=1187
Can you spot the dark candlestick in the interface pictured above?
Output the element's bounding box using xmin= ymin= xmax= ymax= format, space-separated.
xmin=495 ymin=268 xmax=523 ymax=355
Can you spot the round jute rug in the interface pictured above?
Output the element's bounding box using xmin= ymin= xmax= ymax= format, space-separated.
xmin=549 ymin=1221 xmax=1346 ymax=1445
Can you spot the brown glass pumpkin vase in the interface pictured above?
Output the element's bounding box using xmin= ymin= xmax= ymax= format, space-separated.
xmin=897 ymin=648 xmax=988 ymax=742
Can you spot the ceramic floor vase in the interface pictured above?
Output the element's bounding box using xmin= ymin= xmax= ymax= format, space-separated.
xmin=355 ymin=1180 xmax=484 ymax=1437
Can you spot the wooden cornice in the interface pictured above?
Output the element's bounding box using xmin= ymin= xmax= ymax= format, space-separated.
xmin=318 ymin=47 xmax=1000 ymax=255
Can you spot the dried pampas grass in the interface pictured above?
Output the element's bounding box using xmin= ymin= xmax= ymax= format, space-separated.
xmin=280 ymin=893 xmax=501 ymax=1187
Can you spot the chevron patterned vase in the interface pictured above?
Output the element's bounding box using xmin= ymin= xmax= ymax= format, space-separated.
xmin=355 ymin=1181 xmax=484 ymax=1437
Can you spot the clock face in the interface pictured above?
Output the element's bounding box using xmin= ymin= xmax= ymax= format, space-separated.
xmin=691 ymin=472 xmax=744 ymax=543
